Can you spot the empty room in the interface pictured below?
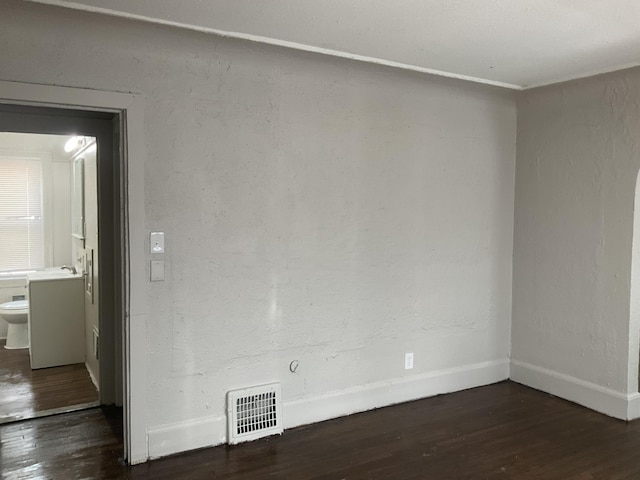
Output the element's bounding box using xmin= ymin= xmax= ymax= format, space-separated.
xmin=2 ymin=1 xmax=640 ymax=479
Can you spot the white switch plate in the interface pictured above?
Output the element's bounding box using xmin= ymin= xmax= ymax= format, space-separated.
xmin=405 ymin=352 xmax=414 ymax=370
xmin=150 ymin=260 xmax=165 ymax=281
xmin=150 ymin=232 xmax=165 ymax=254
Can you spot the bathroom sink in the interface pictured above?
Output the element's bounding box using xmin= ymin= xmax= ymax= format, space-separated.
xmin=28 ymin=273 xmax=85 ymax=368
xmin=27 ymin=269 xmax=79 ymax=281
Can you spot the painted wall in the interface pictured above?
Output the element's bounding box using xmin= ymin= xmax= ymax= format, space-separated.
xmin=51 ymin=161 xmax=72 ymax=267
xmin=0 ymin=1 xmax=516 ymax=459
xmin=512 ymin=68 xmax=640 ymax=409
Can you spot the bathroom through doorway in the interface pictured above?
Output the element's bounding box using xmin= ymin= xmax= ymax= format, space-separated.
xmin=0 ymin=131 xmax=102 ymax=422
xmin=0 ymin=104 xmax=125 ymax=451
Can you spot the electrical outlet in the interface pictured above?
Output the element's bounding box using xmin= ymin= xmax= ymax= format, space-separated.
xmin=405 ymin=352 xmax=414 ymax=370
xmin=150 ymin=260 xmax=165 ymax=281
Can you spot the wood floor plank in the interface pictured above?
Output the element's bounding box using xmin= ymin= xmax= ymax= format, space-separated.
xmin=0 ymin=339 xmax=98 ymax=422
xmin=2 ymin=381 xmax=640 ymax=478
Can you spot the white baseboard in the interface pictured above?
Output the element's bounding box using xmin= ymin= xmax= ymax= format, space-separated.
xmin=628 ymin=394 xmax=640 ymax=420
xmin=284 ymin=359 xmax=509 ymax=429
xmin=145 ymin=358 xmax=509 ymax=460
xmin=85 ymin=361 xmax=99 ymax=391
xmin=510 ymin=360 xmax=640 ymax=420
xmin=148 ymin=415 xmax=227 ymax=459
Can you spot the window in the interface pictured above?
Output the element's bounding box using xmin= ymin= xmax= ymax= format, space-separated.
xmin=0 ymin=156 xmax=44 ymax=272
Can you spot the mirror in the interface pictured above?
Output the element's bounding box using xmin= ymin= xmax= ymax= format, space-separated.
xmin=71 ymin=156 xmax=84 ymax=240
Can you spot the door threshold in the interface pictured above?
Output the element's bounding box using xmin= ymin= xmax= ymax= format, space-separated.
xmin=0 ymin=400 xmax=101 ymax=425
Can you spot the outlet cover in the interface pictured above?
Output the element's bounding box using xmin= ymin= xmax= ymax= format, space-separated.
xmin=405 ymin=352 xmax=414 ymax=370
xmin=150 ymin=260 xmax=165 ymax=281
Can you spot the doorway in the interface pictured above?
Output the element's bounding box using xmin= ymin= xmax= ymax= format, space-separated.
xmin=0 ymin=80 xmax=148 ymax=464
xmin=0 ymin=132 xmax=102 ymax=421
xmin=0 ymin=104 xmax=125 ymax=443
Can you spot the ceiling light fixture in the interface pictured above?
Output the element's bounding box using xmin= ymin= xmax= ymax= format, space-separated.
xmin=64 ymin=136 xmax=87 ymax=153
xmin=64 ymin=136 xmax=80 ymax=152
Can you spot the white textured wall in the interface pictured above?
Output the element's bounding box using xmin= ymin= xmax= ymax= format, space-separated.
xmin=513 ymin=68 xmax=640 ymax=396
xmin=51 ymin=161 xmax=72 ymax=267
xmin=1 ymin=1 xmax=516 ymax=457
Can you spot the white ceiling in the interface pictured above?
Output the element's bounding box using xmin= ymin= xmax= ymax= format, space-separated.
xmin=30 ymin=0 xmax=640 ymax=89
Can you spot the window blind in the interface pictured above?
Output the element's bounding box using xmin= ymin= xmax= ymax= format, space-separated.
xmin=0 ymin=157 xmax=44 ymax=272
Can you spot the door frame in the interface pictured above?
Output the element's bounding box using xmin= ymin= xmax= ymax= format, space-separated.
xmin=0 ymin=80 xmax=148 ymax=464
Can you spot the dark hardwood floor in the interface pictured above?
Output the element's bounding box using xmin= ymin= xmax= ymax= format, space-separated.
xmin=0 ymin=339 xmax=99 ymax=423
xmin=3 ymin=381 xmax=640 ymax=479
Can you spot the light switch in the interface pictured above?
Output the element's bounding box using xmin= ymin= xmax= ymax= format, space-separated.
xmin=150 ymin=260 xmax=165 ymax=281
xmin=150 ymin=232 xmax=165 ymax=253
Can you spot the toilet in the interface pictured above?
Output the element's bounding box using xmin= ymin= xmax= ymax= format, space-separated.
xmin=0 ymin=300 xmax=29 ymax=349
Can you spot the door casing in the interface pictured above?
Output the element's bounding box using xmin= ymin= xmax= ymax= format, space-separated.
xmin=0 ymin=80 xmax=148 ymax=464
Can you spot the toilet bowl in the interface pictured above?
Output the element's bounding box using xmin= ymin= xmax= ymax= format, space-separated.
xmin=0 ymin=300 xmax=29 ymax=349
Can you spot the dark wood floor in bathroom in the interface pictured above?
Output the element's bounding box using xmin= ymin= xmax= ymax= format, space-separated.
xmin=0 ymin=338 xmax=98 ymax=423
xmin=4 ymin=381 xmax=640 ymax=479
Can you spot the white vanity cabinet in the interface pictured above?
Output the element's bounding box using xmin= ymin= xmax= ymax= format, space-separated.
xmin=28 ymin=272 xmax=85 ymax=369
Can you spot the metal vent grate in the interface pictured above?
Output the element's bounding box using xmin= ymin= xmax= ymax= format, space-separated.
xmin=227 ymin=383 xmax=282 ymax=444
